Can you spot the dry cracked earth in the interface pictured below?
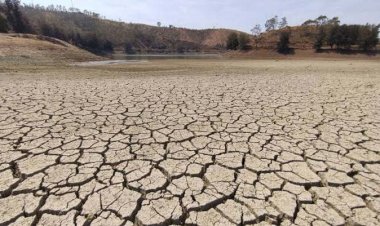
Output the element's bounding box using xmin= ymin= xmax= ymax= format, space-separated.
xmin=0 ymin=60 xmax=380 ymax=226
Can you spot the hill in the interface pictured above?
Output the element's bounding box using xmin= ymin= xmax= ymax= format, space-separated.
xmin=1 ymin=2 xmax=377 ymax=58
xmin=253 ymin=26 xmax=318 ymax=49
xmin=20 ymin=5 xmax=246 ymax=54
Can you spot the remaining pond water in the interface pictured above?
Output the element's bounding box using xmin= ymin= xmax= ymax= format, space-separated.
xmin=113 ymin=53 xmax=222 ymax=60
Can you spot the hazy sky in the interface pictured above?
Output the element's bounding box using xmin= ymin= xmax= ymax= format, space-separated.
xmin=22 ymin=0 xmax=380 ymax=32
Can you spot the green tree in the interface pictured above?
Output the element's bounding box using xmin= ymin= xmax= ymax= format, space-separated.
xmin=316 ymin=15 xmax=328 ymax=26
xmin=265 ymin=15 xmax=278 ymax=31
xmin=302 ymin=19 xmax=317 ymax=26
xmin=314 ymin=27 xmax=326 ymax=51
xmin=358 ymin=24 xmax=379 ymax=51
xmin=124 ymin=42 xmax=136 ymax=54
xmin=5 ymin=0 xmax=30 ymax=33
xmin=328 ymin=17 xmax=340 ymax=26
xmin=277 ymin=30 xmax=291 ymax=54
xmin=250 ymin=24 xmax=262 ymax=48
xmin=226 ymin=32 xmax=239 ymax=50
xmin=103 ymin=40 xmax=114 ymax=53
xmin=0 ymin=14 xmax=8 ymax=33
xmin=238 ymin=33 xmax=250 ymax=50
xmin=278 ymin=17 xmax=288 ymax=29
xmin=327 ymin=25 xmax=339 ymax=49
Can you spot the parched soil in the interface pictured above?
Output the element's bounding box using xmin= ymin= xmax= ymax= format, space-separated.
xmin=0 ymin=60 xmax=379 ymax=225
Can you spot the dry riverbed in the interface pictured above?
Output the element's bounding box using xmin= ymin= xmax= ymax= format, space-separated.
xmin=0 ymin=59 xmax=379 ymax=225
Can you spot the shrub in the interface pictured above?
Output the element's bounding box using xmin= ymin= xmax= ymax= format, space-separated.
xmin=226 ymin=32 xmax=239 ymax=50
xmin=238 ymin=33 xmax=250 ymax=50
xmin=0 ymin=14 xmax=8 ymax=32
xmin=277 ymin=31 xmax=291 ymax=54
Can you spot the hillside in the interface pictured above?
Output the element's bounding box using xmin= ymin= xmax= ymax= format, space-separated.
xmin=254 ymin=26 xmax=318 ymax=49
xmin=1 ymin=3 xmax=377 ymax=58
xmin=0 ymin=33 xmax=102 ymax=63
xmin=21 ymin=6 xmax=246 ymax=53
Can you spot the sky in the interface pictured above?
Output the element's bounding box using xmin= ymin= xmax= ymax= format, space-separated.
xmin=21 ymin=0 xmax=380 ymax=32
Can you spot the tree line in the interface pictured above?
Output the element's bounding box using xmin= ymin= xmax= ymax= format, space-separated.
xmin=309 ymin=17 xmax=379 ymax=51
xmin=227 ymin=15 xmax=378 ymax=54
xmin=276 ymin=15 xmax=379 ymax=52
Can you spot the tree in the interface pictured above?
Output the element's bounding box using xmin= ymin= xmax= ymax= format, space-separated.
xmin=316 ymin=15 xmax=328 ymax=26
xmin=5 ymin=0 xmax=15 ymax=28
xmin=277 ymin=30 xmax=291 ymax=54
xmin=124 ymin=42 xmax=136 ymax=54
xmin=238 ymin=33 xmax=250 ymax=50
xmin=327 ymin=25 xmax=339 ymax=49
xmin=4 ymin=0 xmax=30 ymax=33
xmin=279 ymin=17 xmax=288 ymax=29
xmin=0 ymin=14 xmax=8 ymax=33
xmin=302 ymin=19 xmax=317 ymax=26
xmin=328 ymin=17 xmax=340 ymax=26
xmin=314 ymin=27 xmax=326 ymax=51
xmin=226 ymin=32 xmax=239 ymax=50
xmin=265 ymin=16 xmax=278 ymax=31
xmin=251 ymin=24 xmax=261 ymax=36
xmin=251 ymin=24 xmax=262 ymax=48
xmin=157 ymin=22 xmax=161 ymax=27
xmin=358 ymin=24 xmax=379 ymax=51
xmin=103 ymin=40 xmax=114 ymax=53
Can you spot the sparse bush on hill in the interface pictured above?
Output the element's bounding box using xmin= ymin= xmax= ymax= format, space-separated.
xmin=278 ymin=17 xmax=288 ymax=29
xmin=265 ymin=16 xmax=278 ymax=31
xmin=103 ymin=40 xmax=114 ymax=53
xmin=313 ymin=27 xmax=325 ymax=51
xmin=250 ymin=24 xmax=262 ymax=48
xmin=226 ymin=32 xmax=239 ymax=50
xmin=238 ymin=33 xmax=250 ymax=50
xmin=277 ymin=30 xmax=292 ymax=54
xmin=0 ymin=14 xmax=8 ymax=32
xmin=226 ymin=32 xmax=251 ymax=51
xmin=124 ymin=43 xmax=136 ymax=54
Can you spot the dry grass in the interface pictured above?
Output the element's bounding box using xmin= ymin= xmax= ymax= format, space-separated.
xmin=0 ymin=34 xmax=102 ymax=67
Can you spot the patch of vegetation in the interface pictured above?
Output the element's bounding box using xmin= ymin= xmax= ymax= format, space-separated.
xmin=226 ymin=32 xmax=251 ymax=50
xmin=0 ymin=14 xmax=8 ymax=32
xmin=277 ymin=30 xmax=292 ymax=54
xmin=2 ymin=0 xmax=32 ymax=33
xmin=226 ymin=32 xmax=239 ymax=50
xmin=303 ymin=16 xmax=379 ymax=52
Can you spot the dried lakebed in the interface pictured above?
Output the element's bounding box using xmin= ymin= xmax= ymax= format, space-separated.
xmin=0 ymin=60 xmax=379 ymax=225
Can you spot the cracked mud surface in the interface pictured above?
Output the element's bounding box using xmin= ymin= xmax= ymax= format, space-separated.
xmin=0 ymin=60 xmax=379 ymax=225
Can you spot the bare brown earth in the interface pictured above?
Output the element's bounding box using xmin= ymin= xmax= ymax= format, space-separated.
xmin=0 ymin=34 xmax=102 ymax=65
xmin=0 ymin=52 xmax=380 ymax=226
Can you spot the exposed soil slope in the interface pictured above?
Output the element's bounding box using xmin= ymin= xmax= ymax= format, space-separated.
xmin=0 ymin=33 xmax=102 ymax=62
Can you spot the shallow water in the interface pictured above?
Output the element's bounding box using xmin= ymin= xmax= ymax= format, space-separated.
xmin=113 ymin=53 xmax=222 ymax=60
xmin=73 ymin=60 xmax=148 ymax=66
